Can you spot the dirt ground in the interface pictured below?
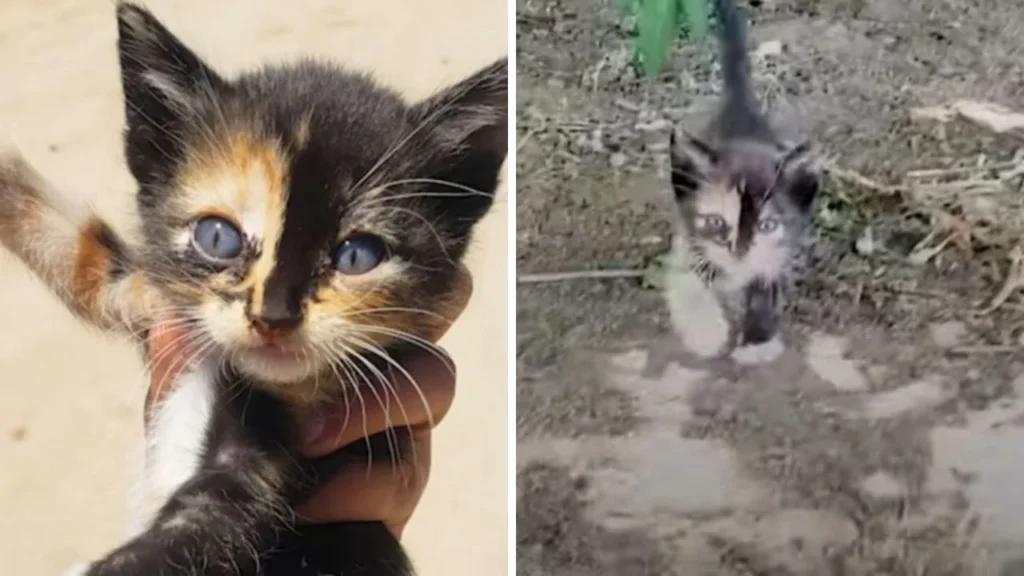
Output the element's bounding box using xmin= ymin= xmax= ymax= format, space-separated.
xmin=0 ymin=2 xmax=507 ymax=575
xmin=516 ymin=0 xmax=1024 ymax=574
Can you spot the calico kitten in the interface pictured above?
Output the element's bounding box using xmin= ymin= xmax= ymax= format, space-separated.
xmin=0 ymin=3 xmax=506 ymax=575
xmin=665 ymin=0 xmax=819 ymax=364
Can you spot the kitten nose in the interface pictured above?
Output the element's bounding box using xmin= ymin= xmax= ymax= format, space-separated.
xmin=250 ymin=309 xmax=303 ymax=339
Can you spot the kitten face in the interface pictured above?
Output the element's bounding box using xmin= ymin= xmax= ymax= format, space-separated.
xmin=117 ymin=4 xmax=507 ymax=386
xmin=670 ymin=135 xmax=818 ymax=291
xmin=669 ymin=132 xmax=818 ymax=350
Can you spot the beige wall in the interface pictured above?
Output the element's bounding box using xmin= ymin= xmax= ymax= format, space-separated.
xmin=0 ymin=1 xmax=508 ymax=574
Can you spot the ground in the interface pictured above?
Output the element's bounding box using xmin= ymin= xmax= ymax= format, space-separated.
xmin=517 ymin=0 xmax=1024 ymax=574
xmin=0 ymin=2 xmax=506 ymax=575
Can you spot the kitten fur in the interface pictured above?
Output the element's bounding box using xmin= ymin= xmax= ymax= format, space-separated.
xmin=0 ymin=3 xmax=506 ymax=575
xmin=666 ymin=0 xmax=819 ymax=363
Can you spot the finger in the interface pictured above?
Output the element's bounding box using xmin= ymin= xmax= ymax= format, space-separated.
xmin=298 ymin=267 xmax=472 ymax=457
xmin=144 ymin=320 xmax=197 ymax=420
xmin=296 ymin=430 xmax=433 ymax=537
xmin=299 ymin=348 xmax=456 ymax=458
xmin=424 ymin=264 xmax=473 ymax=342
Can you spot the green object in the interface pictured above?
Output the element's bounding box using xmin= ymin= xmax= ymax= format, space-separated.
xmin=679 ymin=0 xmax=711 ymax=39
xmin=621 ymin=0 xmax=714 ymax=77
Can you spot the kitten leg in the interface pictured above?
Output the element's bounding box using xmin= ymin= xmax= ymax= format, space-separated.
xmin=83 ymin=380 xmax=294 ymax=576
xmin=731 ymin=336 xmax=784 ymax=365
xmin=731 ymin=281 xmax=785 ymax=365
xmin=64 ymin=360 xmax=220 ymax=576
xmin=664 ymin=237 xmax=730 ymax=358
xmin=0 ymin=149 xmax=151 ymax=335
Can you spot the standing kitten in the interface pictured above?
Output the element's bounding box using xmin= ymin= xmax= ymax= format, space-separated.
xmin=0 ymin=3 xmax=506 ymax=575
xmin=665 ymin=0 xmax=819 ymax=364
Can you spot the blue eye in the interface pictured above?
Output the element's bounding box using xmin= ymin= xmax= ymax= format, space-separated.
xmin=756 ymin=217 xmax=779 ymax=234
xmin=332 ymin=235 xmax=388 ymax=275
xmin=698 ymin=214 xmax=727 ymax=232
xmin=191 ymin=216 xmax=244 ymax=261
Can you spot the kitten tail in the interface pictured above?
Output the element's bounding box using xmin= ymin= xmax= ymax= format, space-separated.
xmin=0 ymin=149 xmax=150 ymax=334
xmin=713 ymin=0 xmax=772 ymax=140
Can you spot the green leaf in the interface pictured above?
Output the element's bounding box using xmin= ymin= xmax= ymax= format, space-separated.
xmin=636 ymin=0 xmax=679 ymax=77
xmin=678 ymin=0 xmax=710 ymax=39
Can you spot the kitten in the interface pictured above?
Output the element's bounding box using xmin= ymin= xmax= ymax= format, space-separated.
xmin=0 ymin=3 xmax=506 ymax=575
xmin=665 ymin=0 xmax=819 ymax=365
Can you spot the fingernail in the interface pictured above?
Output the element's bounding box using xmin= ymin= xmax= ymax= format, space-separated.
xmin=300 ymin=409 xmax=327 ymax=447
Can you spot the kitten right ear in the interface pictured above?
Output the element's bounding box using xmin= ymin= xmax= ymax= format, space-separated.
xmin=116 ymin=3 xmax=226 ymax=183
xmin=670 ymin=131 xmax=716 ymax=200
xmin=410 ymin=58 xmax=508 ymax=239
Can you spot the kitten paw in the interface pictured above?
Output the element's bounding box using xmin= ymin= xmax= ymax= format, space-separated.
xmin=61 ymin=562 xmax=91 ymax=576
xmin=665 ymin=274 xmax=731 ymax=358
xmin=683 ymin=326 xmax=729 ymax=358
xmin=731 ymin=336 xmax=785 ymax=366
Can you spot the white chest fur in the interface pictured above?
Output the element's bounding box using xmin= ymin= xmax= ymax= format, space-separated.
xmin=124 ymin=359 xmax=219 ymax=539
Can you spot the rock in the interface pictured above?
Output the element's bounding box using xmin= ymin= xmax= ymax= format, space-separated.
xmin=806 ymin=333 xmax=869 ymax=392
xmin=859 ymin=377 xmax=951 ymax=420
xmin=929 ymin=321 xmax=966 ymax=348
xmin=860 ymin=471 xmax=904 ymax=500
xmin=855 ymin=226 xmax=877 ymax=255
xmin=755 ymin=40 xmax=783 ymax=59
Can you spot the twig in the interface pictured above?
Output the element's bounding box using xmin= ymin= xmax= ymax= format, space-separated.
xmin=823 ymin=160 xmax=905 ymax=195
xmin=981 ymin=242 xmax=1024 ymax=314
xmin=517 ymin=269 xmax=647 ymax=283
xmin=949 ymin=344 xmax=1021 ymax=354
xmin=517 ymin=129 xmax=537 ymax=153
xmin=906 ymin=161 xmax=1020 ymax=180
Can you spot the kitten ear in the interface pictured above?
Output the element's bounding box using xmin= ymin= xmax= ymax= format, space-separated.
xmin=779 ymin=141 xmax=821 ymax=211
xmin=116 ymin=3 xmax=226 ymax=182
xmin=670 ymin=130 xmax=717 ymax=200
xmin=411 ymin=58 xmax=508 ymax=234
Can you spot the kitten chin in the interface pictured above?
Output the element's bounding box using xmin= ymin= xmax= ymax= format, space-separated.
xmin=233 ymin=348 xmax=320 ymax=386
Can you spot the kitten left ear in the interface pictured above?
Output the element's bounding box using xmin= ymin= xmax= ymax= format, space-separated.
xmin=410 ymin=58 xmax=508 ymax=233
xmin=116 ymin=2 xmax=226 ymax=184
xmin=780 ymin=142 xmax=820 ymax=211
xmin=670 ymin=130 xmax=717 ymax=200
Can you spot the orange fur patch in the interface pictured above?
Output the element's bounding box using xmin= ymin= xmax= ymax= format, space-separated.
xmin=314 ymin=285 xmax=426 ymax=346
xmin=71 ymin=219 xmax=115 ymax=312
xmin=175 ymin=129 xmax=292 ymax=308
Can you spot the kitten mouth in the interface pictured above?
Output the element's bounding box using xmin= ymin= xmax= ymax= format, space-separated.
xmin=247 ymin=343 xmax=300 ymax=359
xmin=234 ymin=342 xmax=317 ymax=383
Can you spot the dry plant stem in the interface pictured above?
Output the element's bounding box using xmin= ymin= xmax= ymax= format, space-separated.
xmin=905 ymin=161 xmax=1021 ymax=179
xmin=823 ymin=160 xmax=905 ymax=195
xmin=949 ymin=345 xmax=1022 ymax=354
xmin=517 ymin=269 xmax=647 ymax=283
xmin=982 ymin=241 xmax=1024 ymax=314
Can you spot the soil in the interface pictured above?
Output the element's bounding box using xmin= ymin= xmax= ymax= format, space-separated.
xmin=516 ymin=0 xmax=1024 ymax=574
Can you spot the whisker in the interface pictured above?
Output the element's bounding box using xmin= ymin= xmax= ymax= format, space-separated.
xmin=333 ymin=342 xmax=403 ymax=478
xmin=343 ymin=337 xmax=427 ymax=476
xmin=348 ymin=324 xmax=455 ymax=375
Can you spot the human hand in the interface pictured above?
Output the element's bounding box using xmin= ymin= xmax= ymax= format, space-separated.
xmin=144 ymin=267 xmax=473 ymax=539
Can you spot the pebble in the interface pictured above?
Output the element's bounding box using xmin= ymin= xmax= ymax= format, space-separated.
xmin=929 ymin=321 xmax=966 ymax=348
xmin=861 ymin=471 xmax=905 ymax=500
